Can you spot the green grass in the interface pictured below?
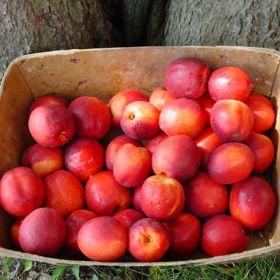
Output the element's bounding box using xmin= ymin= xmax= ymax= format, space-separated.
xmin=1 ymin=255 xmax=280 ymax=280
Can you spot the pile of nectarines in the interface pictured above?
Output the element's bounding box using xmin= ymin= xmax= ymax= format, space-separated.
xmin=0 ymin=56 xmax=277 ymax=262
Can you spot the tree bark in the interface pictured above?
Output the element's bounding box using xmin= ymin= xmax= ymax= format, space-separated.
xmin=122 ymin=0 xmax=151 ymax=46
xmin=121 ymin=0 xmax=166 ymax=46
xmin=122 ymin=0 xmax=280 ymax=48
xmin=159 ymin=0 xmax=280 ymax=48
xmin=1 ymin=0 xmax=280 ymax=80
xmin=0 ymin=0 xmax=121 ymax=80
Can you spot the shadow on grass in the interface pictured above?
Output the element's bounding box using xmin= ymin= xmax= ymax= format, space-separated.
xmin=1 ymin=255 xmax=280 ymax=280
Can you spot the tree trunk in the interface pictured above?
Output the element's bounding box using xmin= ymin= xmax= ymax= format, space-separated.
xmin=1 ymin=0 xmax=280 ymax=80
xmin=122 ymin=0 xmax=280 ymax=48
xmin=122 ymin=0 xmax=166 ymax=46
xmin=160 ymin=0 xmax=280 ymax=48
xmin=0 ymin=0 xmax=121 ymax=79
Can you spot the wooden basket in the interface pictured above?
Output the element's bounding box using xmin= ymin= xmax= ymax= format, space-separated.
xmin=0 ymin=46 xmax=279 ymax=266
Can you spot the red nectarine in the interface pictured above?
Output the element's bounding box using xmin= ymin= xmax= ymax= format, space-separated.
xmin=114 ymin=209 xmax=145 ymax=230
xmin=109 ymin=89 xmax=148 ymax=127
xmin=230 ymin=176 xmax=276 ymax=230
xmin=65 ymin=138 xmax=104 ymax=182
xmin=184 ymin=171 xmax=228 ymax=219
xmin=146 ymin=132 xmax=168 ymax=154
xmin=152 ymin=135 xmax=201 ymax=183
xmin=164 ymin=57 xmax=210 ymax=99
xmin=149 ymin=87 xmax=176 ymax=111
xmin=44 ymin=170 xmax=85 ymax=218
xmin=10 ymin=218 xmax=23 ymax=249
xmin=245 ymin=93 xmax=275 ymax=133
xmin=105 ymin=135 xmax=141 ymax=170
xmin=194 ymin=128 xmax=222 ymax=168
xmin=19 ymin=208 xmax=65 ymax=256
xmin=207 ymin=143 xmax=254 ymax=184
xmin=210 ymin=100 xmax=254 ymax=142
xmin=0 ymin=167 xmax=44 ymax=217
xmin=113 ymin=144 xmax=152 ymax=188
xmin=64 ymin=209 xmax=97 ymax=254
xmin=22 ymin=144 xmax=64 ymax=177
xmin=77 ymin=216 xmax=127 ymax=261
xmin=168 ymin=213 xmax=201 ymax=257
xmin=244 ymin=132 xmax=275 ymax=173
xmin=29 ymin=95 xmax=68 ymax=115
xmin=128 ymin=218 xmax=170 ymax=261
xmin=159 ymin=98 xmax=207 ymax=138
xmin=208 ymin=66 xmax=252 ymax=101
xmin=202 ymin=215 xmax=249 ymax=256
xmin=28 ymin=104 xmax=75 ymax=148
xmin=141 ymin=175 xmax=185 ymax=221
xmin=69 ymin=96 xmax=111 ymax=139
xmin=85 ymin=171 xmax=131 ymax=215
xmin=120 ymin=101 xmax=160 ymax=140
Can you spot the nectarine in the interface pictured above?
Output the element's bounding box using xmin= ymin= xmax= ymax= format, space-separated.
xmin=194 ymin=128 xmax=222 ymax=168
xmin=78 ymin=216 xmax=127 ymax=261
xmin=141 ymin=175 xmax=185 ymax=221
xmin=146 ymin=132 xmax=168 ymax=154
xmin=230 ymin=176 xmax=276 ymax=230
xmin=19 ymin=208 xmax=65 ymax=256
xmin=210 ymin=100 xmax=254 ymax=142
xmin=149 ymin=87 xmax=176 ymax=111
xmin=65 ymin=138 xmax=104 ymax=182
xmin=0 ymin=167 xmax=44 ymax=217
xmin=197 ymin=93 xmax=215 ymax=125
xmin=44 ymin=170 xmax=85 ymax=218
xmin=105 ymin=135 xmax=141 ymax=170
xmin=164 ymin=57 xmax=210 ymax=99
xmin=184 ymin=171 xmax=228 ymax=219
xmin=208 ymin=66 xmax=252 ymax=101
xmin=245 ymin=93 xmax=275 ymax=133
xmin=207 ymin=143 xmax=254 ymax=184
xmin=22 ymin=144 xmax=64 ymax=177
xmin=10 ymin=218 xmax=23 ymax=249
xmin=113 ymin=144 xmax=152 ymax=188
xmin=114 ymin=209 xmax=145 ymax=230
xmin=109 ymin=89 xmax=148 ymax=127
xmin=202 ymin=215 xmax=249 ymax=256
xmin=85 ymin=171 xmax=131 ymax=215
xmin=28 ymin=104 xmax=75 ymax=148
xmin=132 ymin=186 xmax=143 ymax=212
xmin=244 ymin=132 xmax=275 ymax=173
xmin=64 ymin=209 xmax=97 ymax=254
xmin=128 ymin=218 xmax=170 ymax=262
xmin=120 ymin=101 xmax=160 ymax=140
xmin=29 ymin=95 xmax=68 ymax=115
xmin=69 ymin=96 xmax=111 ymax=139
xmin=168 ymin=213 xmax=201 ymax=257
xmin=159 ymin=98 xmax=207 ymax=138
xmin=152 ymin=135 xmax=201 ymax=183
